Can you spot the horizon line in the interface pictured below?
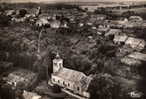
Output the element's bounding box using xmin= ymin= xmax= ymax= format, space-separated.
xmin=0 ymin=0 xmax=146 ymax=4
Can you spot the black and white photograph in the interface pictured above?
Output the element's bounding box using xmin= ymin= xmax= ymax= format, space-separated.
xmin=0 ymin=0 xmax=146 ymax=99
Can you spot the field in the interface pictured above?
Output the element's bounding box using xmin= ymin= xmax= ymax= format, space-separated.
xmin=111 ymin=7 xmax=146 ymax=19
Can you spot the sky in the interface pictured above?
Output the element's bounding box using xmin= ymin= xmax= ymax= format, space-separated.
xmin=0 ymin=0 xmax=146 ymax=3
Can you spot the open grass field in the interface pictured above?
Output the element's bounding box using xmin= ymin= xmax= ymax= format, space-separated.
xmin=112 ymin=7 xmax=146 ymax=14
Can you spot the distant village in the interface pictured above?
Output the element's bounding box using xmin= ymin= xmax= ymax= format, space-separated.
xmin=0 ymin=2 xmax=146 ymax=99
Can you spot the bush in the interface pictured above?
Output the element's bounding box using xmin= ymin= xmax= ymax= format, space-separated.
xmin=0 ymin=14 xmax=11 ymax=26
xmin=89 ymin=73 xmax=119 ymax=99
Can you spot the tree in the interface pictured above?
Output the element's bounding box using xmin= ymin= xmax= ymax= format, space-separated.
xmin=0 ymin=14 xmax=11 ymax=26
xmin=17 ymin=9 xmax=27 ymax=18
xmin=89 ymin=73 xmax=119 ymax=99
xmin=122 ymin=11 xmax=136 ymax=18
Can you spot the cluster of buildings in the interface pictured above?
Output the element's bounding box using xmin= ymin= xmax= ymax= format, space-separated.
xmin=80 ymin=2 xmax=146 ymax=12
xmin=2 ymin=5 xmax=146 ymax=32
xmin=0 ymin=53 xmax=92 ymax=99
xmin=0 ymin=3 xmax=146 ymax=99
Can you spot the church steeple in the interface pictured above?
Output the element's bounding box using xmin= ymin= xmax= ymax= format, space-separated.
xmin=53 ymin=52 xmax=63 ymax=73
xmin=56 ymin=52 xmax=60 ymax=59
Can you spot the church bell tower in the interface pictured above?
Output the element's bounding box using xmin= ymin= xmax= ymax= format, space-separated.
xmin=53 ymin=53 xmax=63 ymax=73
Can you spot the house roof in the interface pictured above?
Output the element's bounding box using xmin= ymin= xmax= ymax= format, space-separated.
xmin=50 ymin=20 xmax=61 ymax=28
xmin=121 ymin=57 xmax=142 ymax=66
xmin=114 ymin=35 xmax=145 ymax=50
xmin=128 ymin=52 xmax=146 ymax=62
xmin=114 ymin=35 xmax=128 ymax=43
xmin=53 ymin=67 xmax=92 ymax=91
xmin=129 ymin=16 xmax=143 ymax=21
xmin=125 ymin=37 xmax=145 ymax=50
xmin=23 ymin=90 xmax=41 ymax=99
xmin=3 ymin=69 xmax=38 ymax=89
xmin=36 ymin=18 xmax=49 ymax=26
xmin=105 ymin=29 xmax=121 ymax=36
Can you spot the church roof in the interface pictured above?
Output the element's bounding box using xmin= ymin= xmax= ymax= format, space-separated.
xmin=52 ymin=67 xmax=92 ymax=91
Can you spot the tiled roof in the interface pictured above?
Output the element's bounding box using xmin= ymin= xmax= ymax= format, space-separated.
xmin=53 ymin=67 xmax=92 ymax=91
xmin=4 ymin=69 xmax=38 ymax=89
xmin=125 ymin=37 xmax=145 ymax=50
xmin=128 ymin=52 xmax=146 ymax=62
xmin=23 ymin=90 xmax=41 ymax=99
xmin=121 ymin=57 xmax=142 ymax=66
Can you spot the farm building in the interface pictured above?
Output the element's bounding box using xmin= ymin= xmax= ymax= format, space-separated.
xmin=128 ymin=52 xmax=146 ymax=62
xmin=114 ymin=35 xmax=145 ymax=51
xmin=121 ymin=52 xmax=146 ymax=66
xmin=2 ymin=69 xmax=38 ymax=90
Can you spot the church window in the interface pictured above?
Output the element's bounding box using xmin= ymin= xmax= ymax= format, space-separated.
xmin=68 ymin=83 xmax=70 ymax=87
xmin=58 ymin=80 xmax=60 ymax=83
xmin=63 ymin=81 xmax=65 ymax=85
xmin=77 ymin=87 xmax=80 ymax=91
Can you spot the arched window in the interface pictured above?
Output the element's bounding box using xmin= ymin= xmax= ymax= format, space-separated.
xmin=53 ymin=78 xmax=55 ymax=82
xmin=58 ymin=80 xmax=60 ymax=83
xmin=77 ymin=87 xmax=80 ymax=91
xmin=68 ymin=83 xmax=70 ymax=87
xmin=63 ymin=81 xmax=65 ymax=85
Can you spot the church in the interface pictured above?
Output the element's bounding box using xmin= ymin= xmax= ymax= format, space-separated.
xmin=51 ymin=53 xmax=92 ymax=98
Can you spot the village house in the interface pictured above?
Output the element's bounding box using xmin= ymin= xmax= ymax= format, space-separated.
xmin=117 ymin=18 xmax=129 ymax=25
xmin=114 ymin=35 xmax=145 ymax=51
xmin=141 ymin=22 xmax=146 ymax=29
xmin=128 ymin=52 xmax=146 ymax=62
xmin=129 ymin=16 xmax=143 ymax=22
xmin=97 ymin=24 xmax=110 ymax=35
xmin=2 ymin=69 xmax=38 ymax=90
xmin=109 ymin=17 xmax=143 ymax=29
xmin=125 ymin=37 xmax=145 ymax=50
xmin=109 ymin=20 xmax=124 ymax=29
xmin=50 ymin=53 xmax=92 ymax=98
xmin=5 ymin=10 xmax=16 ymax=16
xmin=60 ymin=21 xmax=69 ymax=28
xmin=50 ymin=20 xmax=61 ymax=29
xmin=121 ymin=56 xmax=142 ymax=66
xmin=35 ymin=17 xmax=50 ymax=27
xmin=121 ymin=52 xmax=146 ymax=66
xmin=80 ymin=6 xmax=98 ymax=12
xmin=91 ymin=14 xmax=107 ymax=21
xmin=22 ymin=90 xmax=41 ymax=99
xmin=104 ymin=29 xmax=121 ymax=37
